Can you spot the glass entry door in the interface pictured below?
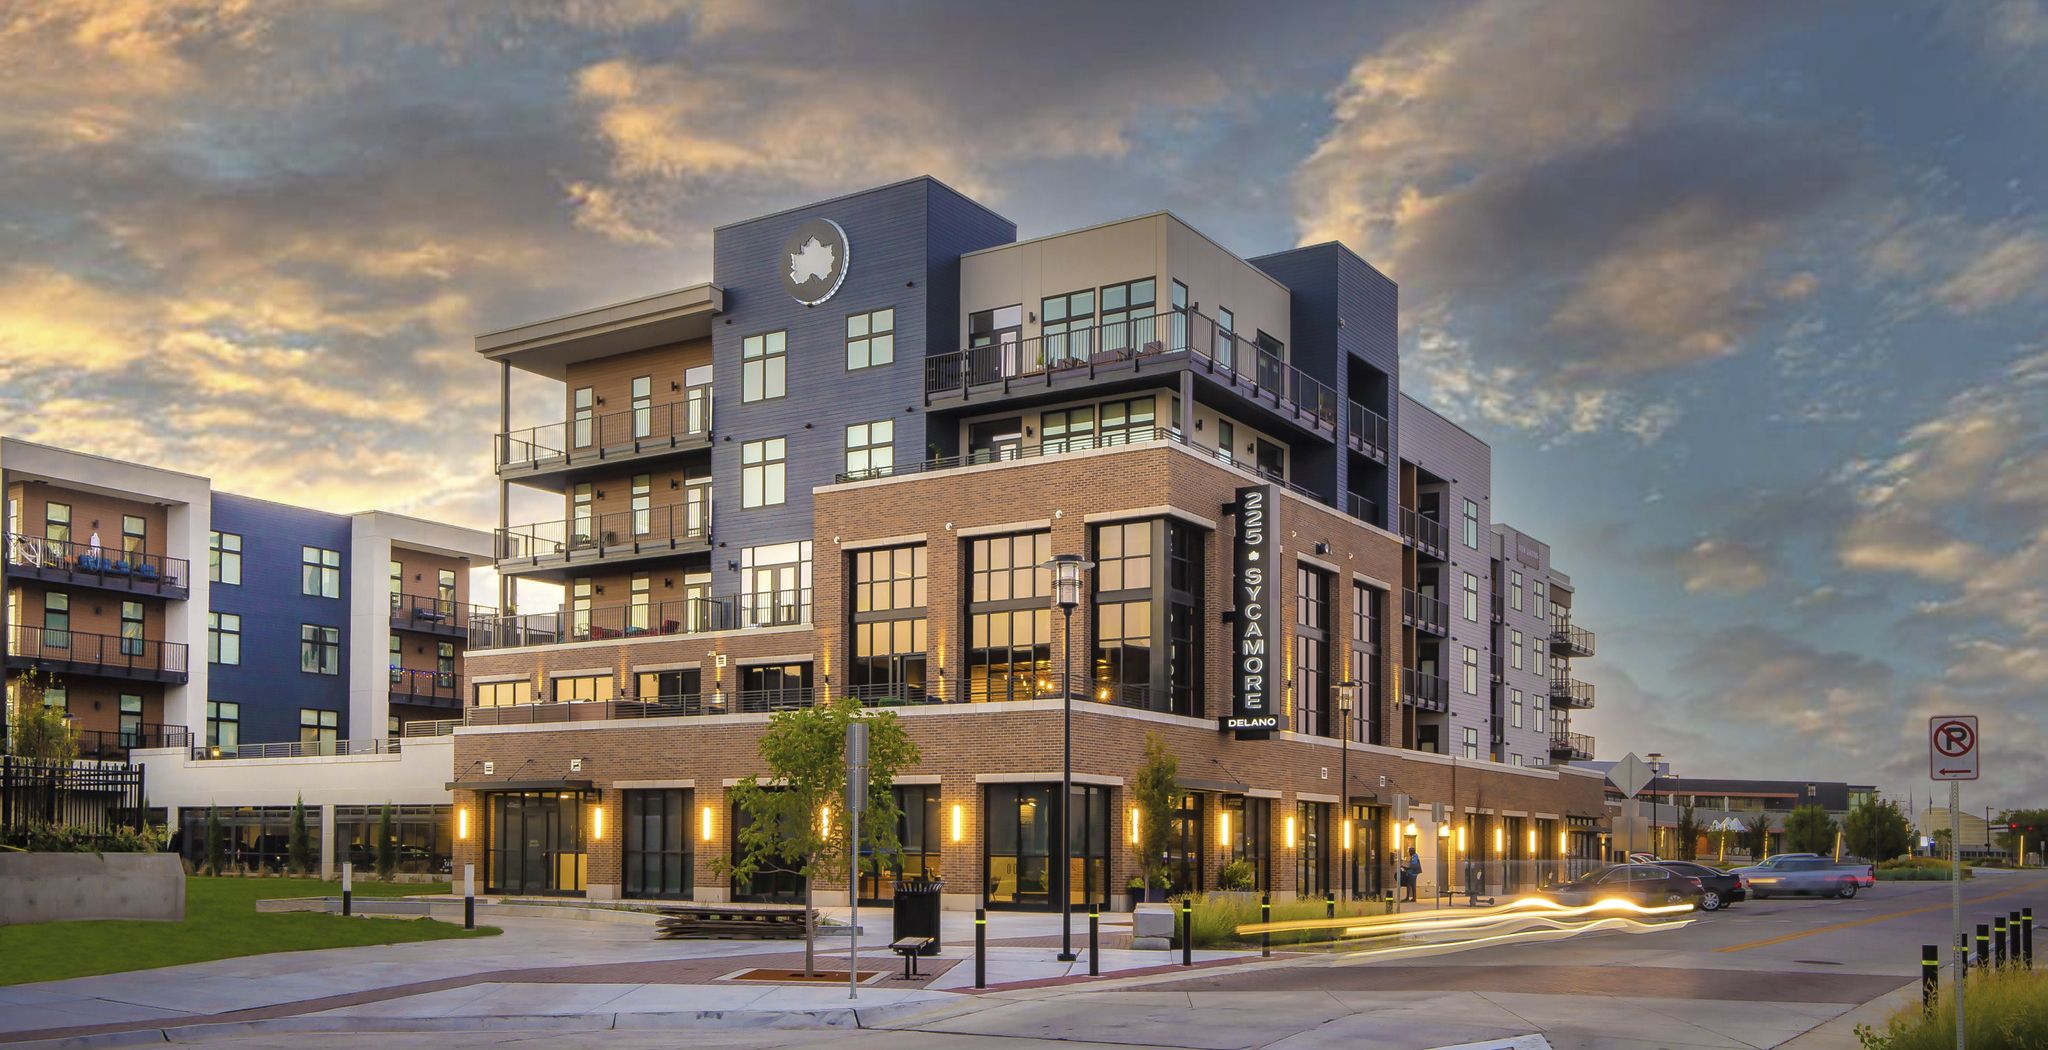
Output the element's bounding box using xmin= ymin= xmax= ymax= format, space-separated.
xmin=486 ymin=791 xmax=589 ymax=896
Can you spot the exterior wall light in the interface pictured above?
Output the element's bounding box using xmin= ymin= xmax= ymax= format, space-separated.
xmin=456 ymin=806 xmax=470 ymax=841
xmin=951 ymin=803 xmax=965 ymax=843
xmin=590 ymin=804 xmax=604 ymax=841
xmin=1559 ymin=829 xmax=1570 ymax=855
xmin=1405 ymin=821 xmax=1419 ymax=838
xmin=1219 ymin=810 xmax=1232 ymax=848
xmin=1284 ymin=815 xmax=1298 ymax=849
xmin=1129 ymin=806 xmax=1141 ymax=845
xmin=1456 ymin=826 xmax=1466 ymax=852
xmin=1493 ymin=825 xmax=1503 ymax=853
xmin=1527 ymin=828 xmax=1537 ymax=854
xmin=1438 ymin=822 xmax=1450 ymax=839
xmin=700 ymin=804 xmax=715 ymax=843
xmin=1342 ymin=819 xmax=1354 ymax=851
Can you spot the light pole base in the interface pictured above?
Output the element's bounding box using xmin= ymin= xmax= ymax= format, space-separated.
xmin=1056 ymin=952 xmax=1078 ymax=962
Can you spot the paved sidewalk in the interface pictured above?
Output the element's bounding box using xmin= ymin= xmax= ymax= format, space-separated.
xmin=0 ymin=905 xmax=1271 ymax=1046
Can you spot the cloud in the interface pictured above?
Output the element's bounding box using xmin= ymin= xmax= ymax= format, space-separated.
xmin=1404 ymin=324 xmax=1679 ymax=447
xmin=1932 ymin=226 xmax=2048 ymax=314
xmin=1667 ymin=537 xmax=1776 ymax=594
xmin=1293 ymin=0 xmax=1848 ymax=378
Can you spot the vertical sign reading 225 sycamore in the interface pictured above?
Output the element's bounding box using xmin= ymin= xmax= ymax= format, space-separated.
xmin=1225 ymin=485 xmax=1279 ymax=739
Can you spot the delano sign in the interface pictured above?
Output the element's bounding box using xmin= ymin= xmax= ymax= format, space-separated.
xmin=1223 ymin=485 xmax=1278 ymax=739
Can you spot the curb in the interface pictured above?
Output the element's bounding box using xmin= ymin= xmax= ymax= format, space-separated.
xmin=5 ymin=1001 xmax=952 ymax=1049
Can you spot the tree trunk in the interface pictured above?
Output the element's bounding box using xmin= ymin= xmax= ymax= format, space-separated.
xmin=803 ymin=876 xmax=816 ymax=977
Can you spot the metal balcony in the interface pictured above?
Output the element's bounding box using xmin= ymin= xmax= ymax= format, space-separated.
xmin=1400 ymin=667 xmax=1449 ymax=712
xmin=73 ymin=723 xmax=191 ymax=761
xmin=1550 ymin=731 xmax=1595 ymax=761
xmin=1550 ymin=621 xmax=1596 ymax=658
xmin=5 ymin=625 xmax=189 ymax=684
xmin=3 ymin=534 xmax=190 ymax=600
xmin=1402 ymin=588 xmax=1448 ymax=636
xmin=495 ymin=502 xmax=711 ymax=580
xmin=389 ymin=594 xmax=480 ymax=638
xmin=922 ymin=309 xmax=1338 ymax=441
xmin=1346 ymin=401 xmax=1389 ymax=463
xmin=389 ymin=668 xmax=463 ymax=708
xmin=1344 ymin=491 xmax=1380 ymax=529
xmin=495 ymin=389 xmax=712 ymax=491
xmin=1400 ymin=508 xmax=1448 ymax=559
xmin=1549 ymin=677 xmax=1596 ymax=709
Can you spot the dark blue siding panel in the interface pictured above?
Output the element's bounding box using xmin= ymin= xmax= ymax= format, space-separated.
xmin=708 ymin=178 xmax=1013 ymax=598
xmin=207 ymin=493 xmax=353 ymax=743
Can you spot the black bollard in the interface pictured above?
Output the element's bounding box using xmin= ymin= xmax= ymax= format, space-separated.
xmin=1088 ymin=903 xmax=1100 ymax=977
xmin=2011 ymin=911 xmax=2023 ymax=966
xmin=1996 ymin=917 xmax=2007 ymax=968
xmin=1978 ymin=923 xmax=1991 ymax=969
xmin=463 ymin=863 xmax=475 ymax=931
xmin=341 ymin=861 xmax=352 ymax=917
xmin=1260 ymin=893 xmax=1271 ymax=958
xmin=2024 ymin=907 xmax=2035 ymax=967
xmin=1921 ymin=944 xmax=1938 ymax=1014
xmin=974 ymin=908 xmax=986 ymax=989
xmin=1181 ymin=897 xmax=1193 ymax=967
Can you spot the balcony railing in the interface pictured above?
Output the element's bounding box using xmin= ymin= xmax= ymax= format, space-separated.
xmin=389 ymin=667 xmax=462 ymax=703
xmin=5 ymin=625 xmax=189 ymax=682
xmin=193 ymin=737 xmax=411 ymax=761
xmin=1400 ymin=508 xmax=1448 ymax=558
xmin=1491 ymin=591 xmax=1504 ymax=622
xmin=1490 ymin=653 xmax=1504 ymax=681
xmin=1550 ymin=731 xmax=1595 ymax=761
xmin=835 ymin=425 xmax=1321 ymax=503
xmin=497 ymin=502 xmax=710 ymax=566
xmin=497 ymin=389 xmax=712 ymax=471
xmin=1346 ymin=401 xmax=1390 ymax=462
xmin=1550 ymin=621 xmax=1596 ymax=658
xmin=3 ymin=534 xmax=190 ymax=598
xmin=74 ymin=723 xmax=191 ymax=761
xmin=467 ymin=688 xmax=853 ymax=725
xmin=468 ymin=594 xmax=806 ymax=649
xmin=1400 ymin=668 xmax=1449 ymax=712
xmin=1402 ymin=588 xmax=1448 ymax=636
xmin=390 ymin=593 xmax=478 ymax=635
xmin=1549 ymin=677 xmax=1595 ymax=709
xmin=923 ymin=309 xmax=1338 ymax=435
xmin=1344 ymin=491 xmax=1379 ymax=529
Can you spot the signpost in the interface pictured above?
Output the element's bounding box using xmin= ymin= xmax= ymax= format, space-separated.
xmin=1607 ymin=753 xmax=1655 ymax=859
xmin=846 ymin=720 xmax=870 ymax=1002
xmin=1930 ymin=715 xmax=1979 ymax=1050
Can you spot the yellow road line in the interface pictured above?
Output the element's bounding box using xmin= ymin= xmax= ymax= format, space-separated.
xmin=1715 ymin=878 xmax=2048 ymax=953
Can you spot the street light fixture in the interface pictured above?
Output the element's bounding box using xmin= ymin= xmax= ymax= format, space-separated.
xmin=1042 ymin=552 xmax=1093 ymax=964
xmin=1336 ymin=680 xmax=1357 ymax=900
xmin=1646 ymin=752 xmax=1663 ymax=859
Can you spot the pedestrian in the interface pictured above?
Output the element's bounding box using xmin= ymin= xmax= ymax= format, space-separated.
xmin=1403 ymin=846 xmax=1421 ymax=901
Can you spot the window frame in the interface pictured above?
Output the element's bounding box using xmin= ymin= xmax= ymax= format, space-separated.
xmin=209 ymin=611 xmax=241 ymax=666
xmin=209 ymin=530 xmax=243 ymax=585
xmin=845 ymin=307 xmax=896 ymax=371
xmin=299 ymin=623 xmax=340 ymax=676
xmin=301 ymin=546 xmax=341 ymax=599
xmin=741 ymin=437 xmax=787 ymax=508
xmin=741 ymin=330 xmax=788 ymax=403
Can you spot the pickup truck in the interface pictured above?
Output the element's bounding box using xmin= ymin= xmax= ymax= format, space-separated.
xmin=1734 ymin=857 xmax=1874 ymax=899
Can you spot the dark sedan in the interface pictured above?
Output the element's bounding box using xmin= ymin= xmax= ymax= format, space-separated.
xmin=1652 ymin=860 xmax=1746 ymax=911
xmin=1543 ymin=863 xmax=1704 ymax=909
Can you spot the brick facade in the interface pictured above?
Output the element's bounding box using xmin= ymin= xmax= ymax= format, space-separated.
xmin=450 ymin=441 xmax=1609 ymax=907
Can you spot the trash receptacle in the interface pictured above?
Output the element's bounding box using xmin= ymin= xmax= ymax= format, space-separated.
xmin=892 ymin=877 xmax=942 ymax=955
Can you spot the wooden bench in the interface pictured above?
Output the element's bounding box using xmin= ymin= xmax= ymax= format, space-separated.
xmin=890 ymin=936 xmax=935 ymax=979
xmin=654 ymin=902 xmax=813 ymax=940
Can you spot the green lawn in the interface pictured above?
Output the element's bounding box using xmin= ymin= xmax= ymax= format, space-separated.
xmin=0 ymin=876 xmax=498 ymax=986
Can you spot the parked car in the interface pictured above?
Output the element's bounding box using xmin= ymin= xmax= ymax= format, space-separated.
xmin=1652 ymin=861 xmax=1746 ymax=911
xmin=1732 ymin=853 xmax=1822 ymax=872
xmin=1542 ymin=863 xmax=1704 ymax=909
xmin=1738 ymin=857 xmax=1875 ymax=899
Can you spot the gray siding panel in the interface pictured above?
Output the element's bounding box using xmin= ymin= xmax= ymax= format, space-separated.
xmin=1399 ymin=395 xmax=1494 ymax=753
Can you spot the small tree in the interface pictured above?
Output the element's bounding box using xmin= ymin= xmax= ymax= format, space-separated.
xmin=1843 ymin=799 xmax=1913 ymax=861
xmin=6 ymin=670 xmax=77 ymax=763
xmin=1783 ymin=804 xmax=1837 ymax=855
xmin=375 ymin=802 xmax=397 ymax=879
xmin=1743 ymin=813 xmax=1773 ymax=860
xmin=725 ymin=695 xmax=920 ymax=976
xmin=1132 ymin=734 xmax=1179 ymax=890
xmin=205 ymin=805 xmax=226 ymax=875
xmin=288 ymin=795 xmax=314 ymax=875
xmin=1675 ymin=805 xmax=1700 ymax=861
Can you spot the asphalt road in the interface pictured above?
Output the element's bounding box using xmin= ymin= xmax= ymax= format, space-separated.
xmin=171 ymin=872 xmax=2048 ymax=1050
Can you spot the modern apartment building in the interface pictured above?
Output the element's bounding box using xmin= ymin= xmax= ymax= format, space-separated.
xmin=1 ymin=438 xmax=491 ymax=757
xmin=451 ymin=177 xmax=1610 ymax=907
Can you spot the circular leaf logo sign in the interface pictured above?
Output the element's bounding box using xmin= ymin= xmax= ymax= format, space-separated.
xmin=781 ymin=218 xmax=850 ymax=305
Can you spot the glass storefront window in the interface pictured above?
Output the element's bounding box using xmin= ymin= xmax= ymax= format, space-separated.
xmin=859 ymin=784 xmax=942 ymax=902
xmin=483 ymin=792 xmax=587 ymax=895
xmin=623 ymin=788 xmax=693 ymax=899
xmin=985 ymin=783 xmax=1109 ymax=910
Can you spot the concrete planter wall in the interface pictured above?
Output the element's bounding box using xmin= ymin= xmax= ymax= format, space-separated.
xmin=0 ymin=852 xmax=185 ymax=925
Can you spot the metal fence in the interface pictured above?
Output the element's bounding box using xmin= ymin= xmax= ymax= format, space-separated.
xmin=0 ymin=756 xmax=147 ymax=834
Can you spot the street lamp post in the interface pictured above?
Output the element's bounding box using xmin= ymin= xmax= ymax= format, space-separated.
xmin=1336 ymin=681 xmax=1357 ymax=900
xmin=1646 ymin=752 xmax=1663 ymax=859
xmin=1043 ymin=553 xmax=1093 ymax=964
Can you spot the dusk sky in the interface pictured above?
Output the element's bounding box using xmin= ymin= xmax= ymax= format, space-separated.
xmin=3 ymin=1 xmax=2043 ymax=809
